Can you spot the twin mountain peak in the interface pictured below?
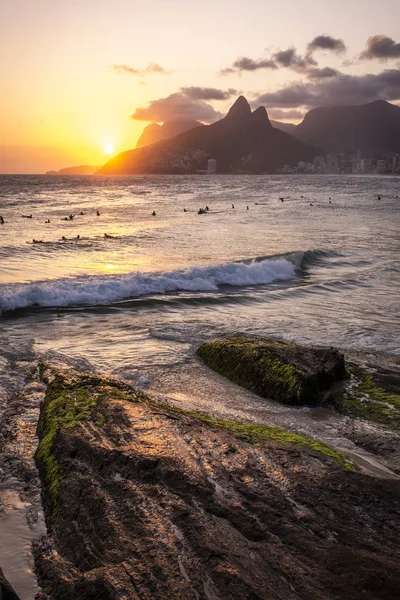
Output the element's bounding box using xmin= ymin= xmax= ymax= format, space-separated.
xmin=99 ymin=96 xmax=314 ymax=175
xmin=98 ymin=96 xmax=400 ymax=175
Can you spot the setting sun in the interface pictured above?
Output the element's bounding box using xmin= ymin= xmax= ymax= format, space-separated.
xmin=104 ymin=143 xmax=114 ymax=154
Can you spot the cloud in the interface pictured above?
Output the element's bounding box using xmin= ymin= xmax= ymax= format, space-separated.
xmin=220 ymin=57 xmax=277 ymax=74
xmin=307 ymin=67 xmax=341 ymax=79
xmin=307 ymin=35 xmax=346 ymax=54
xmin=145 ymin=63 xmax=166 ymax=73
xmin=360 ymin=35 xmax=400 ymax=60
xmin=220 ymin=48 xmax=316 ymax=75
xmin=256 ymin=69 xmax=400 ymax=108
xmin=273 ymin=48 xmax=317 ymax=70
xmin=179 ymin=87 xmax=238 ymax=100
xmin=267 ymin=108 xmax=305 ymax=120
xmin=112 ymin=64 xmax=141 ymax=75
xmin=131 ymin=92 xmax=223 ymax=123
xmin=112 ymin=63 xmax=167 ymax=76
xmin=219 ymin=67 xmax=236 ymax=75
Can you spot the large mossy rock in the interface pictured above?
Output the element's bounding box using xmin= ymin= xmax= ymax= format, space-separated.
xmin=33 ymin=366 xmax=400 ymax=600
xmin=196 ymin=338 xmax=346 ymax=406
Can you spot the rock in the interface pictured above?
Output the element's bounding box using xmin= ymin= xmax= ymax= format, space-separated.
xmin=33 ymin=366 xmax=400 ymax=600
xmin=331 ymin=363 xmax=400 ymax=430
xmin=197 ymin=338 xmax=346 ymax=406
xmin=0 ymin=567 xmax=21 ymax=600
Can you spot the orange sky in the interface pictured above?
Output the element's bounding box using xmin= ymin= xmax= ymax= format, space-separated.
xmin=1 ymin=0 xmax=399 ymax=173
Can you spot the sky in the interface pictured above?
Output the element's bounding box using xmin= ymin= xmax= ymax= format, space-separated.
xmin=1 ymin=0 xmax=400 ymax=173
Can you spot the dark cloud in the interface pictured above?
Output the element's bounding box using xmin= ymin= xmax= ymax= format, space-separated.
xmin=112 ymin=63 xmax=167 ymax=76
xmin=179 ymin=87 xmax=238 ymax=100
xmin=256 ymin=69 xmax=400 ymax=108
xmin=131 ymin=93 xmax=223 ymax=123
xmin=234 ymin=57 xmax=277 ymax=71
xmin=273 ymin=48 xmax=317 ymax=70
xmin=220 ymin=48 xmax=316 ymax=75
xmin=360 ymin=35 xmax=400 ymax=60
xmin=220 ymin=57 xmax=277 ymax=74
xmin=219 ymin=67 xmax=236 ymax=75
xmin=258 ymin=84 xmax=315 ymax=108
xmin=307 ymin=67 xmax=341 ymax=79
xmin=307 ymin=35 xmax=346 ymax=54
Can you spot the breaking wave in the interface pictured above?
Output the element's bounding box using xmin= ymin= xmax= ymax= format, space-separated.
xmin=0 ymin=255 xmax=299 ymax=312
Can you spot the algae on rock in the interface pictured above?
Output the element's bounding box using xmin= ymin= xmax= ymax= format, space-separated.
xmin=34 ymin=372 xmax=133 ymax=516
xmin=332 ymin=365 xmax=400 ymax=430
xmin=197 ymin=337 xmax=346 ymax=406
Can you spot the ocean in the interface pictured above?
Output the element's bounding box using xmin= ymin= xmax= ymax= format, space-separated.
xmin=1 ymin=173 xmax=399 ymax=397
xmin=0 ymin=173 xmax=399 ymax=598
xmin=2 ymin=171 xmax=400 ymax=446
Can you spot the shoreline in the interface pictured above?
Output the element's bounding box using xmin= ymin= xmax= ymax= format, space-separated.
xmin=1 ymin=338 xmax=399 ymax=598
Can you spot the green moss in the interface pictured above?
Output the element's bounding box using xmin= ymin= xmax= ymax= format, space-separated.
xmin=197 ymin=339 xmax=308 ymax=404
xmin=35 ymin=375 xmax=109 ymax=515
xmin=333 ymin=366 xmax=400 ymax=429
xmin=151 ymin=401 xmax=353 ymax=470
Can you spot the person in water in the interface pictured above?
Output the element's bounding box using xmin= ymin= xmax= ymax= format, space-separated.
xmin=96 ymin=210 xmax=100 ymax=216
xmin=0 ymin=216 xmax=4 ymax=224
xmin=152 ymin=211 xmax=156 ymax=216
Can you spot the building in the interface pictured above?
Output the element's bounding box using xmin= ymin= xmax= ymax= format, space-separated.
xmin=207 ymin=159 xmax=217 ymax=173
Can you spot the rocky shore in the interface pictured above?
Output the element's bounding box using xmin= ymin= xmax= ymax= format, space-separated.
xmin=1 ymin=338 xmax=400 ymax=599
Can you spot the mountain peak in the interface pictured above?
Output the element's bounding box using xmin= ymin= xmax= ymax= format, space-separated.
xmin=136 ymin=119 xmax=203 ymax=148
xmin=252 ymin=106 xmax=272 ymax=129
xmin=225 ymin=96 xmax=252 ymax=120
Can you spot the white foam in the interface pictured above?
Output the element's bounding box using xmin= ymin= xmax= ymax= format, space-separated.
xmin=0 ymin=258 xmax=296 ymax=312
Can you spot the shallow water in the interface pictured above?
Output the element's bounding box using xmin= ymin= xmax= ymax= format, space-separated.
xmin=0 ymin=173 xmax=399 ymax=596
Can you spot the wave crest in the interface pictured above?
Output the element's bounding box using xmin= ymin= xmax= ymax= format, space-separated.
xmin=0 ymin=257 xmax=297 ymax=312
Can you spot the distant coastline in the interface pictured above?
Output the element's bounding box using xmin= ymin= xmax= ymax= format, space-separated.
xmin=46 ymin=165 xmax=100 ymax=175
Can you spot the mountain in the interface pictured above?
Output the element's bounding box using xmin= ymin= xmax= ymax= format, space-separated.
xmin=294 ymin=100 xmax=400 ymax=156
xmin=98 ymin=97 xmax=316 ymax=174
xmin=136 ymin=120 xmax=204 ymax=148
xmin=46 ymin=165 xmax=100 ymax=175
xmin=270 ymin=120 xmax=297 ymax=134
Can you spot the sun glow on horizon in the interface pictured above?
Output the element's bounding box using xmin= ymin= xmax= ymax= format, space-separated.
xmin=104 ymin=143 xmax=114 ymax=154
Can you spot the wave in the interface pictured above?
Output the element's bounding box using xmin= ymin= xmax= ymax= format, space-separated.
xmin=0 ymin=256 xmax=298 ymax=312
